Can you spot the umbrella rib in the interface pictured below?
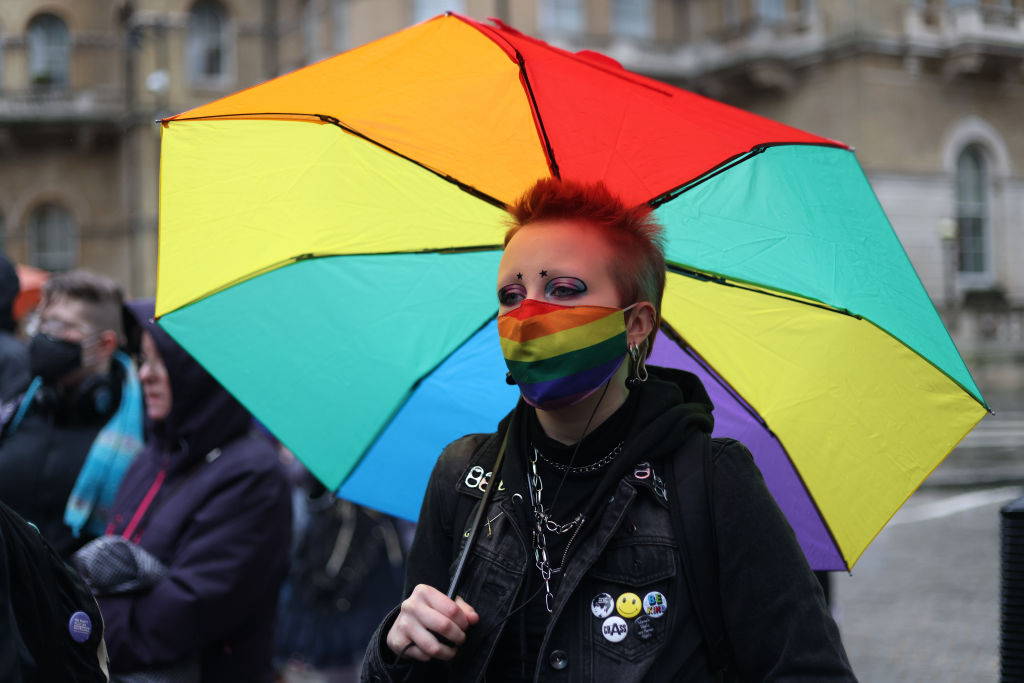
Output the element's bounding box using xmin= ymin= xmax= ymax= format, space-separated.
xmin=666 ymin=265 xmax=861 ymax=319
xmin=163 ymin=112 xmax=508 ymax=211
xmin=666 ymin=266 xmax=990 ymax=412
xmin=337 ymin=312 xmax=501 ymax=493
xmin=158 ymin=247 xmax=503 ymax=318
xmin=648 ymin=141 xmax=851 ymax=210
xmin=660 ymin=322 xmax=850 ymax=571
xmin=512 ymin=50 xmax=561 ymax=180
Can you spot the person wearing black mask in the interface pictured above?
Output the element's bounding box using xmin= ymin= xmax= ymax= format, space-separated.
xmin=0 ymin=269 xmax=143 ymax=559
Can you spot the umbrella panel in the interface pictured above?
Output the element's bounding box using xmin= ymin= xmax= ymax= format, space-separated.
xmin=160 ymin=250 xmax=502 ymax=490
xmin=157 ymin=119 xmax=508 ymax=317
xmin=661 ymin=271 xmax=987 ymax=568
xmin=338 ymin=319 xmax=519 ymax=519
xmin=655 ymin=144 xmax=982 ymax=404
xmin=648 ymin=340 xmax=846 ymax=570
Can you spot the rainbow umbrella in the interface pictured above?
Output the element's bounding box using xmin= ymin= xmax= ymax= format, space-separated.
xmin=155 ymin=14 xmax=987 ymax=571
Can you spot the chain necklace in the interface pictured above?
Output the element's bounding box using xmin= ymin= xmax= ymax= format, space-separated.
xmin=528 ymin=446 xmax=585 ymax=613
xmin=534 ymin=440 xmax=624 ymax=474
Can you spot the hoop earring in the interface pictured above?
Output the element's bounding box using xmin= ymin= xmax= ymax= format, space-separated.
xmin=626 ymin=342 xmax=648 ymax=388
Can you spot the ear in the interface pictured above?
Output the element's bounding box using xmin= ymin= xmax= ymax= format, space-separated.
xmin=94 ymin=329 xmax=120 ymax=359
xmin=626 ymin=302 xmax=656 ymax=350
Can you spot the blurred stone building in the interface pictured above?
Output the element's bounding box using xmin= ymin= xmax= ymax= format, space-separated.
xmin=0 ymin=0 xmax=1021 ymax=356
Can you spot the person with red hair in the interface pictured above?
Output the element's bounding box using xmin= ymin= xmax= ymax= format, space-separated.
xmin=362 ymin=178 xmax=855 ymax=682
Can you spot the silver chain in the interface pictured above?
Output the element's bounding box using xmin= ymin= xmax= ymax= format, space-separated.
xmin=528 ymin=447 xmax=584 ymax=613
xmin=534 ymin=441 xmax=624 ymax=474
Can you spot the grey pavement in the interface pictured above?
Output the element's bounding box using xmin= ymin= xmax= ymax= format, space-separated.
xmin=830 ymin=403 xmax=1024 ymax=682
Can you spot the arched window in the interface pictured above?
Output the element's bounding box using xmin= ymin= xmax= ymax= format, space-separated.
xmin=955 ymin=144 xmax=990 ymax=276
xmin=27 ymin=13 xmax=70 ymax=88
xmin=612 ymin=0 xmax=653 ymax=40
xmin=188 ymin=0 xmax=229 ymax=83
xmin=28 ymin=204 xmax=76 ymax=272
xmin=539 ymin=0 xmax=585 ymax=35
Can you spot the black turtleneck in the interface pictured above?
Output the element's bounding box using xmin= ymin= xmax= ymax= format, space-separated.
xmin=487 ymin=387 xmax=640 ymax=683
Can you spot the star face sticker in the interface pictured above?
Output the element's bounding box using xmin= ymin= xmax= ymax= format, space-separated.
xmin=516 ymin=272 xmax=523 ymax=280
xmin=539 ymin=270 xmax=548 ymax=277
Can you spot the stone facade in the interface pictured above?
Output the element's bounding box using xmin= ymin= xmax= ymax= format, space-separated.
xmin=1 ymin=1 xmax=1021 ymax=357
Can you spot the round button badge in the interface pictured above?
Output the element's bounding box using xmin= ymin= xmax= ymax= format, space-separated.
xmin=591 ymin=592 xmax=614 ymax=618
xmin=634 ymin=614 xmax=655 ymax=640
xmin=643 ymin=591 xmax=668 ymax=618
xmin=601 ymin=615 xmax=628 ymax=642
xmin=68 ymin=611 xmax=92 ymax=643
xmin=616 ymin=592 xmax=642 ymax=619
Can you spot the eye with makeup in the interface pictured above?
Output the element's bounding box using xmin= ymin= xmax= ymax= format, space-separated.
xmin=498 ymin=283 xmax=527 ymax=307
xmin=546 ymin=277 xmax=587 ymax=300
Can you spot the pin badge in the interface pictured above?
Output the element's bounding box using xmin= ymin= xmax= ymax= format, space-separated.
xmin=591 ymin=592 xmax=614 ymax=618
xmin=601 ymin=615 xmax=628 ymax=642
xmin=68 ymin=611 xmax=92 ymax=643
xmin=616 ymin=592 xmax=642 ymax=619
xmin=634 ymin=615 xmax=654 ymax=640
xmin=643 ymin=591 xmax=668 ymax=618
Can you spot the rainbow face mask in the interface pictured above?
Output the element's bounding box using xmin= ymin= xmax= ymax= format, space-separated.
xmin=498 ymin=299 xmax=631 ymax=411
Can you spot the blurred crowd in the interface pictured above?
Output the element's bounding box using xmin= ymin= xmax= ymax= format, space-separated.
xmin=0 ymin=256 xmax=407 ymax=683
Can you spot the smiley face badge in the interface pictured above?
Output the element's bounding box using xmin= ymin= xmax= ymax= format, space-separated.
xmin=616 ymin=592 xmax=642 ymax=619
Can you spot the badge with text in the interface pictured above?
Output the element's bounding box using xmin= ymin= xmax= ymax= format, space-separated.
xmin=591 ymin=592 xmax=614 ymax=618
xmin=602 ymin=615 xmax=628 ymax=642
xmin=634 ymin=614 xmax=654 ymax=640
xmin=643 ymin=591 xmax=668 ymax=618
xmin=616 ymin=592 xmax=642 ymax=619
xmin=68 ymin=611 xmax=92 ymax=643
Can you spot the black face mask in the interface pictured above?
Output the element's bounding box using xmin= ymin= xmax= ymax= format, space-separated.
xmin=28 ymin=333 xmax=83 ymax=384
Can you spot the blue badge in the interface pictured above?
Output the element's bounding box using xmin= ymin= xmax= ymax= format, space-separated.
xmin=68 ymin=611 xmax=92 ymax=643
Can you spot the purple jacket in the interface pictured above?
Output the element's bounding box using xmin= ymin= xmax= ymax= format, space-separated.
xmin=98 ymin=301 xmax=292 ymax=681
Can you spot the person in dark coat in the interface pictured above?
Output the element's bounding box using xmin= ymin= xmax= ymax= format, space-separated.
xmin=97 ymin=299 xmax=292 ymax=682
xmin=0 ymin=255 xmax=30 ymax=400
xmin=0 ymin=270 xmax=143 ymax=559
xmin=363 ymin=179 xmax=855 ymax=682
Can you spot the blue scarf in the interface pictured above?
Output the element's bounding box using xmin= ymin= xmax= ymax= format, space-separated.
xmin=62 ymin=352 xmax=144 ymax=538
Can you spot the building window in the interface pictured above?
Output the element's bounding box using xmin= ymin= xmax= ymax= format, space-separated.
xmin=188 ymin=0 xmax=229 ymax=83
xmin=723 ymin=0 xmax=741 ymax=27
xmin=412 ymin=0 xmax=465 ymax=23
xmin=27 ymin=204 xmax=76 ymax=272
xmin=302 ymin=0 xmax=321 ymax=63
xmin=539 ymin=0 xmax=585 ymax=35
xmin=27 ymin=13 xmax=70 ymax=88
xmin=955 ymin=145 xmax=990 ymax=276
xmin=612 ymin=0 xmax=653 ymax=40
xmin=332 ymin=0 xmax=349 ymax=52
xmin=757 ymin=0 xmax=787 ymax=22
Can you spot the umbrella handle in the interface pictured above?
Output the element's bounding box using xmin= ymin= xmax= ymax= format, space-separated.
xmin=446 ymin=430 xmax=510 ymax=600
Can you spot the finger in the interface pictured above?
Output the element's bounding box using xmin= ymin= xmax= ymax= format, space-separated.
xmin=387 ymin=611 xmax=458 ymax=662
xmin=455 ymin=596 xmax=480 ymax=625
xmin=413 ymin=585 xmax=473 ymax=633
xmin=403 ymin=619 xmax=459 ymax=661
xmin=405 ymin=599 xmax=470 ymax=647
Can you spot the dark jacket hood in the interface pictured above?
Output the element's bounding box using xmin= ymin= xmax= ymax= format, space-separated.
xmin=126 ymin=299 xmax=252 ymax=468
xmin=0 ymin=256 xmax=19 ymax=332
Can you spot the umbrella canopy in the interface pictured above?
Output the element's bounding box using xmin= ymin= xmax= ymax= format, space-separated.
xmin=154 ymin=14 xmax=987 ymax=571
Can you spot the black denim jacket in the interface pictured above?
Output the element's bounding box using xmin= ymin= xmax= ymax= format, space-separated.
xmin=363 ymin=371 xmax=856 ymax=683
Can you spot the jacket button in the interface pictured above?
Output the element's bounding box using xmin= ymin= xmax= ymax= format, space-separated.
xmin=549 ymin=649 xmax=569 ymax=670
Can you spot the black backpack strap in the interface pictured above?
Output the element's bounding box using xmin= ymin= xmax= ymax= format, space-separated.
xmin=665 ymin=434 xmax=733 ymax=676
